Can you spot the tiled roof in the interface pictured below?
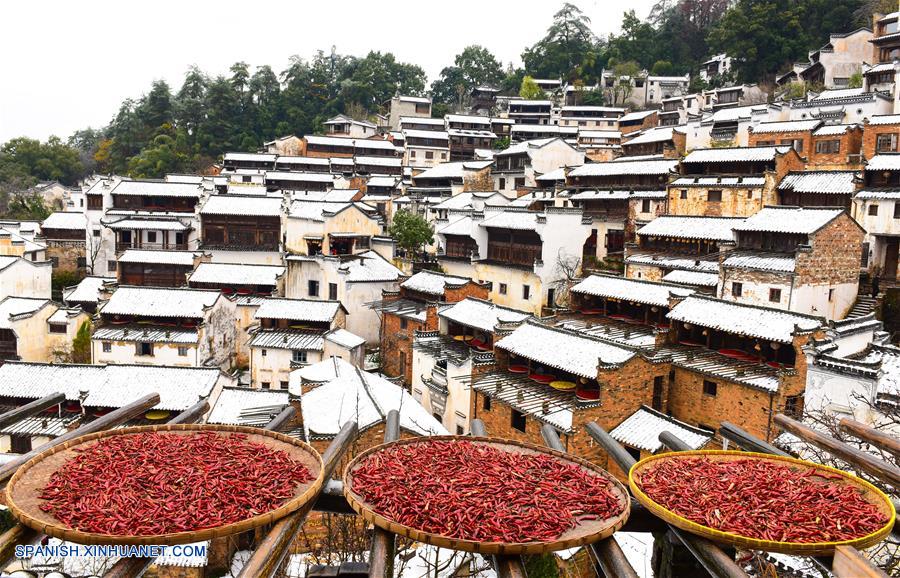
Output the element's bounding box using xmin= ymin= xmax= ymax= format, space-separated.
xmin=611 ymin=405 xmax=713 ymax=452
xmin=101 ymin=286 xmax=220 ymax=318
xmin=439 ymin=298 xmax=530 ymax=333
xmin=254 ymin=298 xmax=341 ymax=322
xmin=682 ymin=146 xmax=792 ymax=164
xmin=41 ymin=212 xmax=86 ymax=230
xmin=855 ymin=188 xmax=900 ymax=200
xmin=354 ymin=156 xmax=402 ymax=167
xmin=265 ymin=171 xmax=335 ymax=183
xmin=571 ymin=274 xmax=693 ymax=307
xmin=623 ymin=127 xmax=676 ymax=146
xmin=812 ymin=123 xmax=858 ymax=136
xmin=637 ymin=216 xmax=742 ymax=241
xmin=402 ymin=270 xmax=470 ymax=296
xmin=200 ymin=195 xmax=282 ymax=217
xmin=0 ymin=297 xmax=50 ymax=327
xmin=207 ymin=387 xmax=289 ymax=426
xmin=778 ymin=171 xmax=858 ymax=194
xmin=618 ymin=110 xmax=657 ymax=123
xmin=413 ymin=161 xmax=490 ymax=180
xmin=189 ymin=263 xmax=284 ymax=286
xmin=103 ymin=217 xmax=192 ymax=231
xmin=337 ymin=251 xmax=402 ymax=282
xmin=63 ymin=276 xmax=114 ymax=304
xmin=288 ymin=200 xmax=354 ymax=222
xmin=479 ymin=210 xmax=541 ymax=231
xmin=667 ymin=295 xmax=822 ymax=343
xmin=671 ymin=176 xmax=765 ymax=187
xmin=110 ymin=180 xmax=203 ymax=198
xmin=93 ymin=325 xmax=199 ymax=344
xmin=224 ymin=152 xmax=277 ymax=163
xmin=438 ymin=215 xmax=476 ymax=237
xmin=722 ymin=251 xmax=796 ymax=273
xmin=866 ymin=154 xmax=900 ymax=171
xmin=569 ymin=159 xmax=678 ymax=177
xmin=117 ymin=249 xmax=198 ymax=266
xmin=734 ymin=206 xmax=843 ymax=235
xmin=866 ymin=114 xmax=900 ymax=126
xmin=750 ymin=119 xmax=821 ymax=134
xmin=661 ymin=270 xmax=719 ymax=287
xmin=249 ymin=330 xmax=325 ymax=351
xmin=626 ymin=252 xmax=720 ymax=272
xmin=325 ymin=328 xmax=365 ymax=349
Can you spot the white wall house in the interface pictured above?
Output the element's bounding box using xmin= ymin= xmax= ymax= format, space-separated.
xmin=492 ymin=138 xmax=585 ymax=197
xmin=284 ymin=201 xmax=383 ymax=256
xmin=0 ymin=256 xmax=51 ymax=299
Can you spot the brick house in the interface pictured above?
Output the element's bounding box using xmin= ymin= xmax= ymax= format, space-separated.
xmin=748 ymin=119 xmax=822 ymax=156
xmin=620 ymin=127 xmax=686 ymax=158
xmin=854 ymin=153 xmax=900 ymax=279
xmin=809 ymin=124 xmax=863 ymax=167
xmin=617 ymin=110 xmax=658 ymax=135
xmin=862 ymin=114 xmax=900 ymax=159
xmin=40 ymin=212 xmax=86 ymax=273
xmin=777 ymin=170 xmax=859 ymax=208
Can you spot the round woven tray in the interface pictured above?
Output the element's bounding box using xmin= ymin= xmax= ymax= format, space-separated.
xmin=343 ymin=436 xmax=630 ymax=555
xmin=629 ymin=450 xmax=896 ymax=556
xmin=5 ymin=424 xmax=324 ymax=546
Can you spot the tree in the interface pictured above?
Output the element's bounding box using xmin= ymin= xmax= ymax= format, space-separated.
xmin=522 ymin=3 xmax=603 ymax=81
xmin=848 ymin=70 xmax=864 ymax=89
xmin=0 ymin=137 xmax=84 ymax=185
xmin=519 ymin=76 xmax=547 ymax=100
xmin=72 ymin=321 xmax=92 ymax=364
xmin=389 ymin=209 xmax=434 ymax=258
xmin=603 ymin=61 xmax=642 ymax=106
xmin=127 ymin=131 xmax=195 ymax=178
xmin=6 ymin=192 xmax=50 ymax=221
xmin=651 ymin=60 xmax=675 ymax=76
xmin=431 ymin=45 xmax=505 ymax=107
xmin=607 ymin=10 xmax=659 ymax=69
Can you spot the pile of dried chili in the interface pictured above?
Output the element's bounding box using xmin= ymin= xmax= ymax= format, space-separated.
xmin=38 ymin=432 xmax=313 ymax=535
xmin=350 ymin=440 xmax=623 ymax=543
xmin=636 ymin=457 xmax=888 ymax=543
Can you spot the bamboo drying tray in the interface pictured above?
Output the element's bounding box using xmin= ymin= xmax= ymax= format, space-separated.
xmin=6 ymin=424 xmax=324 ymax=546
xmin=629 ymin=450 xmax=896 ymax=556
xmin=343 ymin=436 xmax=630 ymax=555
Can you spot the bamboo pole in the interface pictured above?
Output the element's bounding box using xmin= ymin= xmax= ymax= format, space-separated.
xmin=838 ymin=418 xmax=900 ymax=460
xmin=368 ymin=411 xmax=400 ymax=578
xmin=0 ymin=393 xmax=66 ymax=430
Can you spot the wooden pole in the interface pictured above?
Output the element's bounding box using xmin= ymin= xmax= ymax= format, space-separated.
xmin=167 ymin=399 xmax=210 ymax=425
xmin=368 ymin=411 xmax=400 ymax=578
xmin=263 ymin=405 xmax=296 ymax=432
xmin=0 ymin=393 xmax=66 ymax=430
xmin=838 ymin=417 xmax=900 ymax=460
xmin=718 ymin=422 xmax=789 ymax=457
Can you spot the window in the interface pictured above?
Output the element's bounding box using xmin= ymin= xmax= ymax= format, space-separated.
xmin=747 ymin=189 xmax=753 ymax=198
xmin=498 ymin=177 xmax=506 ymax=189
xmin=147 ymin=231 xmax=157 ymax=243
xmin=522 ymin=285 xmax=530 ymax=299
xmin=409 ymin=150 xmax=416 ymax=159
xmin=815 ymin=140 xmax=840 ymax=154
xmin=511 ymin=409 xmax=527 ymax=432
xmin=876 ymin=133 xmax=898 ymax=152
xmin=135 ymin=342 xmax=154 ymax=357
xmin=93 ymin=229 xmax=101 ymax=238
xmin=702 ymin=380 xmax=717 ymax=397
xmin=280 ymin=381 xmax=289 ymax=390
xmin=828 ymin=288 xmax=835 ymax=302
xmin=869 ymin=204 xmax=879 ymax=216
xmin=732 ymin=282 xmax=743 ymax=297
xmin=441 ymin=152 xmax=447 ymax=160
xmin=425 ymin=151 xmax=434 ymax=160
xmin=641 ymin=199 xmax=651 ymax=213
xmin=102 ymin=341 xmax=112 ymax=353
xmin=292 ymin=350 xmax=307 ymax=364
xmin=107 ymin=260 xmax=117 ymax=272
xmin=652 ymin=376 xmax=664 ymax=411
xmin=76 ymin=257 xmax=87 ymax=268
xmin=242 ymin=175 xmax=251 ymax=183
xmin=261 ymin=382 xmax=270 ymax=390
xmin=707 ymin=190 xmax=722 ymax=202
xmin=895 ymin=202 xmax=900 ymax=218
xmin=328 ymin=283 xmax=338 ymax=300
xmin=308 ymin=280 xmax=319 ymax=297
xmin=498 ymin=283 xmax=507 ymax=295
xmin=87 ymin=195 xmax=103 ymax=210
xmin=769 ymin=288 xmax=782 ymax=303
xmin=261 ymin=349 xmax=267 ymax=357
xmin=49 ymin=322 xmax=67 ymax=334
xmin=779 ymin=138 xmax=803 ymax=152
xmin=515 ymin=177 xmax=526 ymax=188
xmin=680 ymin=189 xmax=688 ymax=199
xmin=177 ymin=346 xmax=188 ymax=357
xmin=482 ymin=396 xmax=491 ymax=411
xmin=861 ymin=242 xmax=870 ymax=268
xmin=784 ymin=394 xmax=803 ymax=418
xmin=456 ymin=425 xmax=464 ymax=435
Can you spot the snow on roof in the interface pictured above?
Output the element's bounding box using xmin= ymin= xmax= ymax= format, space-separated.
xmin=276 ymin=155 xmax=330 ymax=166
xmin=298 ymin=357 xmax=447 ymax=438
xmin=101 ymin=286 xmax=220 ymax=318
xmin=446 ymin=114 xmax=491 ymax=125
xmin=255 ymin=298 xmax=341 ymax=322
xmin=189 ymin=263 xmax=284 ymax=286
xmin=265 ymin=171 xmax=335 ymax=183
xmin=667 ymin=295 xmax=822 ymax=343
xmin=623 ymin=127 xmax=677 ymax=146
xmin=288 ymin=200 xmax=353 ymax=222
xmin=0 ymin=297 xmax=49 ymax=327
xmin=571 ymin=275 xmax=693 ymax=307
xmin=325 ymin=328 xmax=365 ymax=349
xmin=867 ymin=114 xmax=900 ymax=126
xmin=92 ymin=325 xmax=198 ymax=345
xmin=568 ymin=159 xmax=678 ymax=177
xmin=249 ymin=330 xmax=325 ymax=351
xmin=496 ymin=321 xmax=635 ymax=377
xmin=111 ymin=180 xmax=203 ymax=198
xmin=224 ymin=152 xmax=277 ymax=163
xmin=353 ymin=138 xmax=397 ymax=151
xmin=567 ymin=189 xmax=666 ymax=200
xmin=683 ymin=146 xmax=792 ymax=164
xmin=403 ymin=129 xmax=450 ymax=141
xmin=561 ymin=106 xmax=624 ymax=113
xmin=637 ymin=216 xmax=741 ymax=241
xmin=710 ymin=105 xmax=763 ymax=123
xmin=750 ymin=119 xmax=821 ymax=134
xmin=812 ymin=123 xmax=858 ymax=136
xmin=41 ymin=212 xmax=86 ymax=230
xmin=661 ymin=270 xmax=719 ymax=287
xmin=734 ymin=206 xmax=843 ymax=235
xmin=304 ymin=135 xmax=356 ymax=148
xmin=438 ymin=214 xmax=476 ymax=237
xmin=117 ymin=249 xmax=198 ymax=266
xmin=200 ymin=195 xmax=282 ymax=217
xmin=778 ymin=171 xmax=858 ymax=194
xmin=413 ymin=161 xmax=489 ymax=180
xmin=479 ymin=210 xmax=541 ymax=231
xmin=627 ymin=252 xmax=719 ymax=272
xmin=618 ymin=110 xmax=657 ymax=123
xmin=812 ymin=87 xmax=865 ymax=101
xmin=207 ymin=387 xmax=289 ymax=426
xmin=495 ymin=137 xmax=558 ymax=156
xmin=63 ymin=276 xmax=114 ymax=304
xmin=102 ymin=217 xmax=192 ymax=231
xmin=510 ymin=125 xmax=577 ymax=135
xmin=866 ymin=154 xmax=900 ymax=171
xmin=611 ymin=405 xmax=713 ymax=452
xmin=366 ymin=176 xmax=399 ymax=188
xmin=722 ymin=251 xmax=796 ymax=272
xmin=354 ymin=155 xmax=402 ymax=167
xmin=402 ymin=270 xmax=470 ymax=296
xmin=439 ymin=297 xmax=530 ymax=333
xmin=671 ymin=176 xmax=765 ymax=187
xmin=579 ymin=130 xmax=622 ymax=139
xmin=400 ymin=116 xmax=444 ymax=126
xmin=335 ymin=250 xmax=402 ymax=282
xmin=536 ymin=167 xmax=567 ymax=181
xmin=509 ymin=99 xmax=553 ymax=106
xmin=855 ymin=188 xmax=900 ymax=200
xmin=0 ymin=361 xmax=222 ymax=410
xmin=398 ymin=95 xmax=431 ymax=104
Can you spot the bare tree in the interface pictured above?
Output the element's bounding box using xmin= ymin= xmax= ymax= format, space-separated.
xmin=549 ymin=249 xmax=582 ymax=309
xmin=85 ymin=231 xmax=103 ymax=275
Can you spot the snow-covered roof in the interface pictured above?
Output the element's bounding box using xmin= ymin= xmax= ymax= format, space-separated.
xmin=366 ymin=176 xmax=399 ymax=188
xmin=855 ymin=188 xmax=900 ymax=200
xmin=41 ymin=212 xmax=86 ymax=230
xmin=189 ymin=263 xmax=284 ymax=286
xmin=117 ymin=249 xmax=198 ymax=266
xmin=110 ymin=180 xmax=203 ymax=197
xmin=92 ymin=325 xmax=199 ymax=344
xmin=438 ymin=214 xmax=476 ymax=237
xmin=812 ymin=87 xmax=865 ymax=101
xmin=866 ymin=154 xmax=900 ymax=171
xmin=446 ymin=114 xmax=491 ymax=125
xmin=224 ymin=152 xmax=277 ymax=163
xmin=101 ymin=286 xmax=220 ymax=318
xmin=495 ymin=321 xmax=636 ymax=377
xmin=611 ymin=405 xmax=713 ymax=452
xmin=778 ymin=171 xmax=858 ymax=194
xmin=568 ymin=159 xmax=677 ymax=177
xmin=399 ymin=116 xmax=444 ymax=126
xmin=0 ymin=361 xmax=222 ymax=410
xmin=637 ymin=216 xmax=741 ymax=241
xmin=63 ymin=276 xmax=114 ymax=304
xmin=102 ymin=217 xmax=192 ymax=231
xmin=325 ymin=328 xmax=365 ymax=349
xmin=623 ymin=127 xmax=677 ymax=146
xmin=288 ymin=200 xmax=358 ymax=222
xmin=304 ymin=135 xmax=356 ymax=148
xmin=479 ymin=210 xmax=542 ymax=231
xmin=200 ymin=195 xmax=282 ymax=217
xmin=439 ymin=297 xmax=530 ymax=333
xmin=297 ymin=357 xmax=447 ymax=438
xmin=750 ymin=119 xmax=821 ymax=134
xmin=578 ymin=130 xmax=622 ymax=140
xmin=0 ymin=297 xmax=50 ymax=327
xmin=207 ymin=387 xmax=290 ymax=426
xmin=276 ymin=155 xmax=330 ymax=166
xmin=626 ymin=252 xmax=719 ymax=273
xmin=354 ymin=155 xmax=402 ymax=167
xmin=734 ymin=206 xmax=844 ymax=235
xmin=722 ymin=251 xmax=796 ymax=273
xmin=671 ymin=176 xmax=765 ymax=187
xmin=710 ymin=104 xmax=765 ymax=123
xmin=682 ymin=146 xmax=792 ymax=164
xmin=571 ymin=275 xmax=693 ymax=307
xmin=413 ymin=160 xmax=490 ymax=180
xmin=535 ymin=167 xmax=567 ymax=182
xmin=568 ymin=189 xmax=667 ymax=200
xmin=812 ymin=123 xmax=858 ymax=136
xmin=660 ymin=270 xmax=719 ymax=287
xmin=867 ymin=114 xmax=900 ymax=126
xmin=335 ymin=250 xmax=402 ymax=282
xmin=398 ymin=95 xmax=431 ymax=104
xmin=403 ymin=129 xmax=449 ymax=141
xmin=618 ymin=110 xmax=657 ymax=123
xmin=255 ymin=298 xmax=341 ymax=322
xmin=667 ymin=295 xmax=822 ymax=343
xmin=402 ymin=270 xmax=470 ymax=296
xmin=265 ymin=171 xmax=335 ymax=183
xmin=495 ymin=137 xmax=557 ymax=156
xmin=249 ymin=330 xmax=325 ymax=351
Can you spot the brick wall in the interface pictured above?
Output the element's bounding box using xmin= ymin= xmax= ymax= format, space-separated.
xmin=748 ymin=131 xmax=813 ymax=164
xmin=380 ymin=310 xmax=430 ymax=384
xmin=46 ymin=241 xmax=86 ymax=273
xmin=862 ymin=121 xmax=900 ymax=160
xmin=444 ymin=281 xmax=490 ymax=303
xmin=666 ymin=185 xmax=768 ymax=217
xmin=809 ymin=127 xmax=863 ymax=168
xmin=795 ymin=213 xmax=864 ymax=286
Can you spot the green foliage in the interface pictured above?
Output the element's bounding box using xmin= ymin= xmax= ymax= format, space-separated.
xmin=783 ymin=81 xmax=808 ymax=100
xmin=651 ymin=60 xmax=675 ymax=76
xmin=431 ymin=45 xmax=505 ymax=107
xmin=127 ymin=131 xmax=195 ymax=179
xmin=0 ymin=136 xmax=85 ymax=185
xmin=52 ymin=270 xmax=83 ymax=301
xmin=521 ymin=3 xmax=604 ymax=82
xmin=519 ymin=76 xmax=547 ymax=100
xmin=493 ymin=136 xmax=511 ymax=151
xmin=5 ymin=192 xmax=50 ymax=221
xmin=848 ymin=70 xmax=863 ymax=89
xmin=72 ymin=321 xmax=92 ymax=364
xmin=523 ymin=554 xmax=560 ymax=578
xmin=388 ymin=209 xmax=434 ymax=256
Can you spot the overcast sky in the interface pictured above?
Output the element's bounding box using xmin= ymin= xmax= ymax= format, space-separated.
xmin=0 ymin=0 xmax=655 ymax=143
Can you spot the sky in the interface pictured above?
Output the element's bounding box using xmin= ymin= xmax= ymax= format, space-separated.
xmin=0 ymin=0 xmax=655 ymax=144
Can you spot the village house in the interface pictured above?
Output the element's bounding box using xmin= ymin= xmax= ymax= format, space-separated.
xmin=222 ymin=152 xmax=278 ymax=172
xmin=248 ymin=298 xmax=361 ymax=389
xmin=92 ymin=286 xmax=236 ymax=369
xmin=470 ymin=86 xmax=499 ymax=115
xmin=0 ymin=256 xmax=51 ymax=299
xmin=721 ymin=206 xmax=864 ymax=320
xmin=323 ymin=115 xmax=377 ymax=138
xmin=507 ymin=100 xmax=552 ymax=125
xmin=399 ymin=116 xmax=445 ymax=132
xmin=577 ymin=130 xmax=622 ymax=161
xmin=40 ymin=212 xmax=86 ymax=273
xmin=870 ymin=11 xmax=900 ymax=68
xmin=617 ymin=110 xmax=658 ymax=135
xmin=407 ymin=160 xmax=493 ymax=205
xmin=292 ymin=356 xmax=447 ymax=457
xmin=854 ymin=153 xmax=900 ymax=280
xmin=402 ymin=130 xmax=450 ymax=167
xmin=747 ymin=119 xmax=823 ymax=155
xmin=375 ymin=270 xmax=488 ymax=384
xmin=862 ymin=114 xmax=900 ymax=159
xmin=354 ymin=137 xmax=401 ymax=159
xmin=492 ymin=138 xmax=584 ymax=197
xmin=700 ymin=54 xmax=732 ymax=84
xmin=388 ymin=95 xmax=432 ymax=130
xmin=0 ymin=362 xmax=233 ymax=453
xmin=115 ymin=249 xmax=206 ymax=287
xmin=284 ymin=200 xmax=382 ymax=256
xmin=610 ymin=405 xmax=714 ymax=462
xmin=353 ymin=155 xmax=402 ymax=176
xmin=264 ymin=171 xmax=336 ymax=191
xmin=643 ymin=75 xmax=691 ymax=106
xmin=620 ymin=126 xmax=686 ymax=158
xmin=777 ymin=28 xmax=873 ymax=90
xmin=62 ymin=276 xmax=115 ymax=313
xmin=786 ymin=88 xmax=894 ymax=125
xmin=264 ymin=135 xmax=303 ymax=156
xmin=0 ymin=221 xmax=47 ymax=263
xmin=299 ymin=135 xmax=356 ymax=159
xmin=284 ymin=250 xmax=401 ymax=344
xmin=436 ymin=208 xmax=592 ymax=313
xmin=557 ymin=106 xmax=624 ymax=130
xmin=567 ymin=157 xmax=677 ymax=191
xmin=490 ymin=117 xmax=515 ymax=138
xmin=273 ymin=155 xmax=330 ymax=173
xmin=658 ymin=93 xmax=702 ymax=127
xmin=863 ymin=61 xmax=900 ymax=108
xmin=509 ymin=124 xmax=578 ymax=142
xmin=0 ymin=297 xmax=89 ymax=364
xmin=199 ymin=195 xmax=284 ymax=265
xmin=447 ymin=128 xmax=497 ymax=161
xmin=412 ymin=297 xmax=530 ymax=434
xmin=703 ymin=85 xmax=768 ymax=112
xmin=667 ymin=146 xmax=805 ymax=217
xmin=809 ymin=124 xmax=864 ymax=167
xmin=777 ymin=170 xmax=859 ymax=208
xmin=428 ymin=192 xmax=510 ymax=223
